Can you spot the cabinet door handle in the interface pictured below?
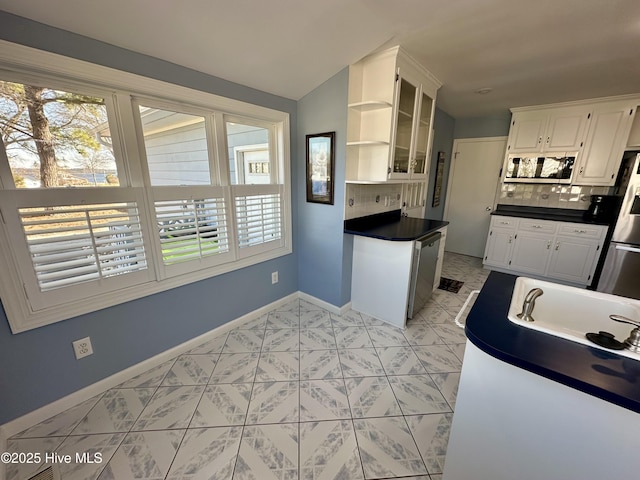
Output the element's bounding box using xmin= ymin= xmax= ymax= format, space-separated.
xmin=579 ymin=166 xmax=584 ymax=174
xmin=500 ymin=221 xmax=510 ymax=225
xmin=538 ymin=136 xmax=542 ymax=144
xmin=531 ymin=225 xmax=542 ymax=229
xmin=547 ymin=240 xmax=551 ymax=249
xmin=546 ymin=136 xmax=550 ymax=144
xmin=555 ymin=242 xmax=560 ymax=251
xmin=574 ymin=229 xmax=587 ymax=234
xmin=508 ymin=235 xmax=513 ymax=244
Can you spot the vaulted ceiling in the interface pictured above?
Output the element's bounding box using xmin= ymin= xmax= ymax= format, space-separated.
xmin=1 ymin=0 xmax=640 ymax=118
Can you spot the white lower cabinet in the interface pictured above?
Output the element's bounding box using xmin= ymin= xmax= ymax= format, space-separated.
xmin=484 ymin=227 xmax=515 ymax=268
xmin=509 ymin=232 xmax=552 ymax=276
xmin=483 ymin=215 xmax=607 ymax=286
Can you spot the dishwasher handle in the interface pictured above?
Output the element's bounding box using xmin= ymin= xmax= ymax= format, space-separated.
xmin=417 ymin=231 xmax=442 ymax=248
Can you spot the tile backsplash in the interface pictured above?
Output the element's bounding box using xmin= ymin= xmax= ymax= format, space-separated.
xmin=496 ymin=183 xmax=614 ymax=209
xmin=345 ymin=183 xmax=403 ymax=220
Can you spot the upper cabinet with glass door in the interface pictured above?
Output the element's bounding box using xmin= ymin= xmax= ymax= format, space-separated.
xmin=346 ymin=46 xmax=440 ymax=183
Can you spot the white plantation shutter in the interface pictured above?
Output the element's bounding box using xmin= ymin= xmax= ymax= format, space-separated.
xmin=1 ymin=188 xmax=154 ymax=311
xmin=233 ymin=185 xmax=284 ymax=258
xmin=150 ymin=186 xmax=233 ymax=277
xmin=21 ymin=204 xmax=147 ymax=290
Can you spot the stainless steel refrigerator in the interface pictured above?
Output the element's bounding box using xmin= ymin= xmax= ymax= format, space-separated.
xmin=599 ymin=153 xmax=640 ymax=299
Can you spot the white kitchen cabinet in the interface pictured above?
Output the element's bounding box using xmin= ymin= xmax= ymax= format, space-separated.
xmin=507 ymin=106 xmax=591 ymax=155
xmin=483 ymin=216 xmax=518 ymax=268
xmin=546 ymin=223 xmax=606 ymax=284
xmin=482 ymin=215 xmax=607 ymax=287
xmin=626 ymin=108 xmax=640 ymax=147
xmin=509 ymin=232 xmax=553 ymax=276
xmin=346 ymin=46 xmax=441 ymax=183
xmin=501 ymin=218 xmax=556 ymax=277
xmin=574 ymin=100 xmax=636 ymax=186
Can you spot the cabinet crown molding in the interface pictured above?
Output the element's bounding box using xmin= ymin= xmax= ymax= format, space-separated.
xmin=360 ymin=45 xmax=443 ymax=90
xmin=510 ymin=94 xmax=640 ymax=113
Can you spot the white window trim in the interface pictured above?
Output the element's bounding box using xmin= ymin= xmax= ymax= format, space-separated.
xmin=0 ymin=40 xmax=292 ymax=333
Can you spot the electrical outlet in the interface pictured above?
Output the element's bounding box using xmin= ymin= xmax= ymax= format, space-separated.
xmin=72 ymin=337 xmax=93 ymax=360
xmin=271 ymin=271 xmax=279 ymax=284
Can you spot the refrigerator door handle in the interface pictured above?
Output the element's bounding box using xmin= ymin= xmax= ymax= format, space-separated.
xmin=615 ymin=245 xmax=640 ymax=254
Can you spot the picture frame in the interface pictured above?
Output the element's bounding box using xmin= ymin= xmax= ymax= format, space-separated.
xmin=306 ymin=131 xmax=335 ymax=205
xmin=432 ymin=151 xmax=446 ymax=207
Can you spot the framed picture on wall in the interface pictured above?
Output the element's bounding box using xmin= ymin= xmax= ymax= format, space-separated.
xmin=432 ymin=151 xmax=446 ymax=207
xmin=306 ymin=132 xmax=335 ymax=205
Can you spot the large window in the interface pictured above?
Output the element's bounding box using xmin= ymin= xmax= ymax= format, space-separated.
xmin=0 ymin=42 xmax=291 ymax=333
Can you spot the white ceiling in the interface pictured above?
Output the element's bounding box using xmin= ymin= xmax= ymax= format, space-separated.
xmin=2 ymin=0 xmax=640 ymax=118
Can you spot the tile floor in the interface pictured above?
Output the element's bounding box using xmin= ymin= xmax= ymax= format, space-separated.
xmin=6 ymin=253 xmax=489 ymax=480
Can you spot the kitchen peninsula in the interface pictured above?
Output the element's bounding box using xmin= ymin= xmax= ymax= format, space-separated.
xmin=345 ymin=210 xmax=448 ymax=328
xmin=443 ymin=271 xmax=640 ymax=479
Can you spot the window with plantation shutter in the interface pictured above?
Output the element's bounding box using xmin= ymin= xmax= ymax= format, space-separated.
xmin=21 ymin=202 xmax=147 ymax=290
xmin=156 ymin=198 xmax=229 ymax=264
xmin=0 ymin=43 xmax=291 ymax=333
xmin=1 ymin=187 xmax=153 ymax=312
xmin=150 ymin=186 xmax=233 ymax=277
xmin=234 ymin=186 xmax=284 ymax=257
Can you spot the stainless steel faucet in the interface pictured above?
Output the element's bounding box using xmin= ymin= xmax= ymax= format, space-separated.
xmin=609 ymin=314 xmax=640 ymax=353
xmin=517 ymin=288 xmax=544 ymax=322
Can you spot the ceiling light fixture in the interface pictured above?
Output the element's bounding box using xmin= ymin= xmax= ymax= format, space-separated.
xmin=475 ymin=87 xmax=493 ymax=95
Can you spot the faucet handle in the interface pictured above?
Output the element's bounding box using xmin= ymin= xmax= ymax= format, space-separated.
xmin=609 ymin=314 xmax=640 ymax=328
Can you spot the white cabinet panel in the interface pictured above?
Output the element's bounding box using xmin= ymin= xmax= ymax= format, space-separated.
xmin=507 ymin=111 xmax=548 ymax=154
xmin=544 ymin=106 xmax=591 ymax=152
xmin=483 ymin=216 xmax=517 ymax=269
xmin=627 ymin=109 xmax=640 ymax=147
xmin=547 ymin=235 xmax=600 ymax=284
xmin=351 ymin=236 xmax=414 ymax=328
xmin=574 ymin=101 xmax=636 ymax=186
xmin=510 ymin=232 xmax=552 ymax=276
xmin=484 ymin=227 xmax=516 ymax=268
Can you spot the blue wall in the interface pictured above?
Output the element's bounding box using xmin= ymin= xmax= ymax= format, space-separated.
xmin=425 ymin=108 xmax=456 ymax=220
xmin=297 ymin=68 xmax=352 ymax=307
xmin=453 ymin=114 xmax=511 ymax=139
xmin=0 ymin=12 xmax=299 ymax=424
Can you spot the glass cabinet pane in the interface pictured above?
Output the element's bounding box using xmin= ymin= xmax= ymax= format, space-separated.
xmin=393 ymin=78 xmax=417 ymax=174
xmin=413 ymin=92 xmax=433 ymax=175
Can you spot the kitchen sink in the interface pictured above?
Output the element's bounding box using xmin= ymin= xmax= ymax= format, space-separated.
xmin=507 ymin=277 xmax=640 ymax=361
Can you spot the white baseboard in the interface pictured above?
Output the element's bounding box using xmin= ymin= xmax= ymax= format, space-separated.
xmin=0 ymin=291 xmax=342 ymax=448
xmin=298 ymin=291 xmax=351 ymax=315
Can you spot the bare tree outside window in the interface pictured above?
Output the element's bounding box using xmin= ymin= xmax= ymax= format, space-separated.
xmin=0 ymin=81 xmax=117 ymax=188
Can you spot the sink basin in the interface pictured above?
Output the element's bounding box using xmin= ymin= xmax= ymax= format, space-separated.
xmin=508 ymin=277 xmax=640 ymax=361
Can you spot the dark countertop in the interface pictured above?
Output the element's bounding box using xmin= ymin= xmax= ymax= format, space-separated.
xmin=344 ymin=210 xmax=449 ymax=241
xmin=493 ymin=204 xmax=613 ymax=225
xmin=467 ymin=271 xmax=640 ymax=414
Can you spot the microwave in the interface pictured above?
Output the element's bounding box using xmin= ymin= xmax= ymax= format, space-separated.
xmin=503 ymin=152 xmax=577 ymax=183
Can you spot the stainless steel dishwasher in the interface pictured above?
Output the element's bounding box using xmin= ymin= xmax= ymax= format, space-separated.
xmin=407 ymin=231 xmax=441 ymax=319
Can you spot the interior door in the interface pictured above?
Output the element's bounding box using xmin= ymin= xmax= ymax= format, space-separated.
xmin=444 ymin=137 xmax=507 ymax=257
